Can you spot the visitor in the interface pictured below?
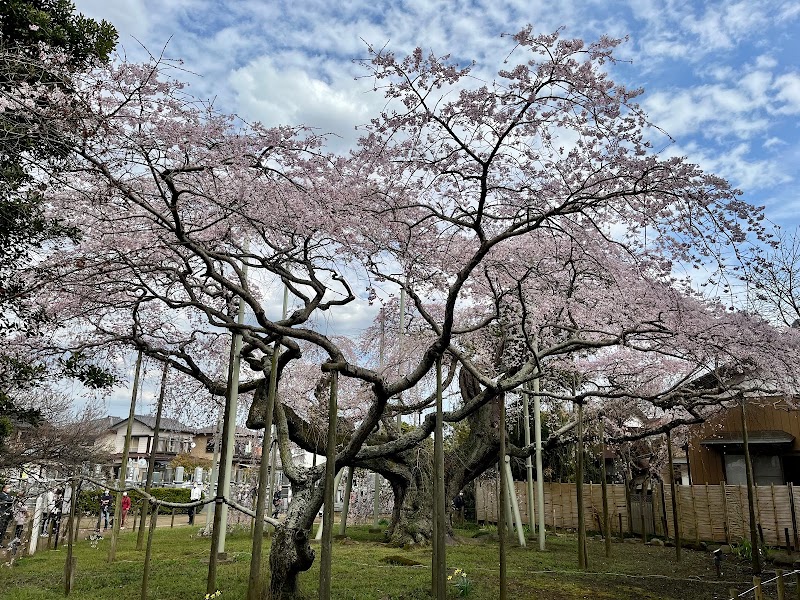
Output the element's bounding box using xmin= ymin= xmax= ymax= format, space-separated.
xmin=41 ymin=488 xmax=55 ymax=535
xmin=188 ymin=482 xmax=202 ymax=525
xmin=100 ymin=489 xmax=112 ymax=530
xmin=272 ymin=489 xmax=282 ymax=518
xmin=13 ymin=493 xmax=28 ymax=541
xmin=120 ymin=492 xmax=131 ymax=527
xmin=0 ymin=484 xmax=12 ymax=547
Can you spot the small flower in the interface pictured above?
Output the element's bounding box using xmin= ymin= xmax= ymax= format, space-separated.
xmin=28 ymin=24 xmax=39 ymax=31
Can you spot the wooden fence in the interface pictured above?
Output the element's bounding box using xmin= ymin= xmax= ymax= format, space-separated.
xmin=475 ymin=479 xmax=800 ymax=548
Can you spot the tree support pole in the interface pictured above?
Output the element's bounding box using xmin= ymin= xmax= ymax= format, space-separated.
xmin=246 ymin=286 xmax=286 ymax=600
xmin=600 ymin=416 xmax=611 ymax=558
xmin=140 ymin=500 xmax=159 ymax=600
xmin=319 ymin=371 xmax=339 ymax=600
xmin=666 ymin=429 xmax=681 ymax=561
xmin=534 ymin=375 xmax=546 ymax=550
xmin=138 ymin=362 xmax=168 ymax=551
xmin=523 ymin=383 xmax=535 ymax=538
xmin=433 ymin=357 xmax=447 ymax=598
xmin=499 ymin=393 xmax=508 ymax=600
xmin=503 ymin=456 xmax=526 ymax=547
xmin=204 ymin=410 xmax=223 ymax=533
xmin=64 ymin=478 xmax=78 ymax=596
xmin=315 ymin=470 xmax=343 ymax=541
xmin=109 ymin=350 xmax=142 ymax=563
xmin=339 ymin=468 xmax=354 ymax=536
xmin=207 ymin=333 xmax=242 ymax=594
xmin=576 ymin=398 xmax=587 ymax=569
xmin=374 ymin=313 xmax=385 ymax=528
xmin=741 ymin=397 xmax=761 ymax=574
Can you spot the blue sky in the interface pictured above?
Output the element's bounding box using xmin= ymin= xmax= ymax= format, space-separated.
xmin=70 ymin=0 xmax=800 ymax=417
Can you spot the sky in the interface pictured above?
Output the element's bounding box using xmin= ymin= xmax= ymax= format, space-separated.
xmin=69 ymin=0 xmax=800 ymax=418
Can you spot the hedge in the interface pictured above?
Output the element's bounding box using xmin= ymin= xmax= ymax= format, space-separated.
xmin=76 ymin=487 xmax=195 ymax=515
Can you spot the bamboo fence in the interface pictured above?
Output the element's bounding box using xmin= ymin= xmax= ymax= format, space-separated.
xmin=475 ymin=479 xmax=800 ymax=548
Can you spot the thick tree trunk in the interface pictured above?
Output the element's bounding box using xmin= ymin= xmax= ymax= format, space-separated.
xmin=385 ymin=460 xmax=435 ymax=546
xmin=268 ymin=483 xmax=318 ymax=599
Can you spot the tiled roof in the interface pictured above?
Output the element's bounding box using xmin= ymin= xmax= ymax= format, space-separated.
xmin=108 ymin=414 xmax=193 ymax=433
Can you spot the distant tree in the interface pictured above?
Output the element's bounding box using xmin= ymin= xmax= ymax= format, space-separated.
xmin=169 ymin=452 xmax=212 ymax=473
xmin=747 ymin=227 xmax=800 ymax=326
xmin=0 ymin=1 xmax=117 ymax=450
xmin=0 ymin=0 xmax=116 ymax=330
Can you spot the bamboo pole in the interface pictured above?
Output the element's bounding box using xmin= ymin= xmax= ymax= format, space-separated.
xmin=137 ymin=362 xmax=168 ymax=550
xmin=109 ymin=350 xmax=143 ymax=563
xmin=777 ymin=568 xmax=786 ymax=600
xmin=318 ymin=371 xmax=339 ymax=600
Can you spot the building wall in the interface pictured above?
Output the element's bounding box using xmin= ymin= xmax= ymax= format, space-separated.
xmin=688 ymin=398 xmax=800 ymax=484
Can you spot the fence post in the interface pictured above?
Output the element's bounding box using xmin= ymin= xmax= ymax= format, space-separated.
xmin=753 ymin=576 xmax=763 ymax=600
xmin=170 ymin=509 xmax=175 ymax=529
xmin=690 ymin=484 xmax=699 ymax=546
xmin=618 ymin=513 xmax=623 ymax=538
xmin=794 ymin=571 xmax=800 ymax=600
xmin=729 ymin=588 xmax=739 ymax=599
xmin=777 ymin=569 xmax=785 ymax=600
xmin=789 ymin=484 xmax=799 ymax=551
xmin=721 ymin=482 xmax=730 ymax=544
xmin=773 ymin=484 xmax=781 ymax=547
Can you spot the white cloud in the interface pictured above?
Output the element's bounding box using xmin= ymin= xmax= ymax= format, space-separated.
xmin=774 ymin=72 xmax=800 ymax=114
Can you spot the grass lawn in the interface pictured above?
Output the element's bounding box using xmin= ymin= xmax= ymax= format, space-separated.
xmin=0 ymin=523 xmax=775 ymax=599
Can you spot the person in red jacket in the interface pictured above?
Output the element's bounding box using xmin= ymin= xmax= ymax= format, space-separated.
xmin=121 ymin=492 xmax=131 ymax=528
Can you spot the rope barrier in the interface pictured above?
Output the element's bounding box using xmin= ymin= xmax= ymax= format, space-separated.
xmin=726 ymin=568 xmax=800 ymax=599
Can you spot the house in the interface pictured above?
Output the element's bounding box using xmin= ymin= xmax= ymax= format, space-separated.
xmin=94 ymin=414 xmax=197 ymax=482
xmin=191 ymin=425 xmax=264 ymax=483
xmin=686 ymin=398 xmax=800 ymax=485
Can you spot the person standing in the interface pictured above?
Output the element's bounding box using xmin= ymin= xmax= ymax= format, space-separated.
xmin=272 ymin=488 xmax=282 ymax=519
xmin=188 ymin=482 xmax=202 ymax=525
xmin=0 ymin=484 xmax=12 ymax=547
xmin=99 ymin=489 xmax=112 ymax=530
xmin=40 ymin=488 xmax=54 ymax=535
xmin=13 ymin=493 xmax=28 ymax=541
xmin=120 ymin=492 xmax=131 ymax=528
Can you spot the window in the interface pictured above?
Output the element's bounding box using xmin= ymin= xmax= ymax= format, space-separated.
xmin=724 ymin=454 xmax=784 ymax=485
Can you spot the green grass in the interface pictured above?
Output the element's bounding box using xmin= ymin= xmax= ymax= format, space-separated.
xmin=0 ymin=525 xmax=768 ymax=599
